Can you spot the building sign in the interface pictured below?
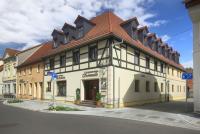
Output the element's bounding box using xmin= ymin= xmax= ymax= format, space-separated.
xmin=82 ymin=71 xmax=98 ymax=78
xmin=101 ymin=78 xmax=107 ymax=89
xmin=57 ymin=75 xmax=65 ymax=80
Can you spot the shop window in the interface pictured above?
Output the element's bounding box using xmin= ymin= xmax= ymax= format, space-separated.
xmin=146 ymin=81 xmax=150 ymax=92
xmin=154 ymin=82 xmax=158 ymax=92
xmin=135 ymin=80 xmax=140 ymax=92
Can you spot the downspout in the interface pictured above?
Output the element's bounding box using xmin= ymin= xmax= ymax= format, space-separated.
xmin=111 ymin=38 xmax=123 ymax=108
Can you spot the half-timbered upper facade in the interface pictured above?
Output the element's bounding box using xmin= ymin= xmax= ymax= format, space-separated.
xmin=42 ymin=12 xmax=186 ymax=107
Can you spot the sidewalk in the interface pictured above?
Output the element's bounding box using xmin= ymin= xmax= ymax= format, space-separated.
xmin=3 ymin=100 xmax=200 ymax=131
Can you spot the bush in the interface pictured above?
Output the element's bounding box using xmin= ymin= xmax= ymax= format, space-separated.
xmin=76 ymin=88 xmax=80 ymax=100
xmin=48 ymin=106 xmax=81 ymax=111
xmin=7 ymin=99 xmax=23 ymax=103
xmin=96 ymin=92 xmax=102 ymax=101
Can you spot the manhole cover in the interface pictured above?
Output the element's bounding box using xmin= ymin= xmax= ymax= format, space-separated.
xmin=136 ymin=114 xmax=146 ymax=117
xmin=165 ymin=118 xmax=175 ymax=121
xmin=148 ymin=116 xmax=160 ymax=119
xmin=0 ymin=123 xmax=19 ymax=128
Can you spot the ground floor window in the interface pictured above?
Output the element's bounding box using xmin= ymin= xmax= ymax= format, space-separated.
xmin=47 ymin=82 xmax=51 ymax=92
xmin=57 ymin=81 xmax=66 ymax=96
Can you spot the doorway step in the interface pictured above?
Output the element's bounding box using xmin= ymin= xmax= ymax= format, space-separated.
xmin=79 ymin=100 xmax=96 ymax=108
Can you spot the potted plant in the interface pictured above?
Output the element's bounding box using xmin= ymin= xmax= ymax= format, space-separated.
xmin=75 ymin=88 xmax=80 ymax=104
xmin=96 ymin=92 xmax=102 ymax=107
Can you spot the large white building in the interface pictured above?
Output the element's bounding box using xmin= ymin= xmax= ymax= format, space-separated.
xmin=185 ymin=0 xmax=200 ymax=113
xmin=2 ymin=48 xmax=20 ymax=97
xmin=42 ymin=12 xmax=186 ymax=107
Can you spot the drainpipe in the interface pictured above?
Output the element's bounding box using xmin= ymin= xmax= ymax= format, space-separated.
xmin=111 ymin=39 xmax=123 ymax=108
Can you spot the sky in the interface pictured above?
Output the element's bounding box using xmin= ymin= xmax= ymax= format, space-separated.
xmin=0 ymin=0 xmax=193 ymax=68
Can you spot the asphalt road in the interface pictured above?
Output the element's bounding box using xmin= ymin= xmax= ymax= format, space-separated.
xmin=0 ymin=102 xmax=199 ymax=134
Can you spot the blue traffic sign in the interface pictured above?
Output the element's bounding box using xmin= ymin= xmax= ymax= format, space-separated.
xmin=47 ymin=71 xmax=58 ymax=80
xmin=182 ymin=73 xmax=193 ymax=80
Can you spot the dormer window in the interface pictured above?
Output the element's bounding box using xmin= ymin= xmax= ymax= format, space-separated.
xmin=53 ymin=39 xmax=58 ymax=48
xmin=78 ymin=27 xmax=84 ymax=38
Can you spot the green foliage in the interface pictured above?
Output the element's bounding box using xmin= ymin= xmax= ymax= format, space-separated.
xmin=48 ymin=106 xmax=81 ymax=111
xmin=96 ymin=92 xmax=102 ymax=101
xmin=7 ymin=99 xmax=23 ymax=103
xmin=76 ymin=88 xmax=80 ymax=100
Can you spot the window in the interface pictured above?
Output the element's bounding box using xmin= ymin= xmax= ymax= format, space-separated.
xmin=47 ymin=82 xmax=51 ymax=92
xmin=180 ymin=85 xmax=182 ymax=92
xmin=172 ymin=69 xmax=174 ymax=76
xmin=37 ymin=65 xmax=40 ymax=73
xmin=172 ymin=85 xmax=174 ymax=92
xmin=154 ymin=82 xmax=158 ymax=92
xmin=53 ymin=40 xmax=58 ymax=48
xmin=57 ymin=81 xmax=66 ymax=96
xmin=146 ymin=57 xmax=150 ymax=68
xmin=29 ymin=83 xmax=32 ymax=95
xmin=78 ymin=27 xmax=84 ymax=38
xmin=73 ymin=50 xmax=80 ymax=64
xmin=135 ymin=80 xmax=140 ymax=92
xmin=160 ymin=63 xmax=164 ymax=73
xmin=29 ymin=67 xmax=32 ymax=74
xmin=161 ymin=83 xmax=164 ymax=92
xmin=89 ymin=45 xmax=97 ymax=61
xmin=60 ymin=55 xmax=66 ymax=67
xmin=177 ymin=85 xmax=179 ymax=92
xmin=168 ymin=67 xmax=170 ymax=74
xmin=134 ymin=51 xmax=140 ymax=65
xmin=146 ymin=81 xmax=150 ymax=92
xmin=154 ymin=60 xmax=157 ymax=71
xmin=49 ymin=58 xmax=54 ymax=70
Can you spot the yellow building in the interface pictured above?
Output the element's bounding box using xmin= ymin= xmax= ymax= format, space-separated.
xmin=16 ymin=42 xmax=52 ymax=99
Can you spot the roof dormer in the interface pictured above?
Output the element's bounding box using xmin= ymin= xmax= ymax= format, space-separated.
xmin=120 ymin=17 xmax=139 ymax=40
xmin=51 ymin=29 xmax=67 ymax=48
xmin=137 ymin=26 xmax=149 ymax=44
xmin=62 ymin=23 xmax=76 ymax=41
xmin=74 ymin=15 xmax=95 ymax=39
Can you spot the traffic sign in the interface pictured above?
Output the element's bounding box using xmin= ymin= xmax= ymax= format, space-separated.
xmin=182 ymin=73 xmax=193 ymax=80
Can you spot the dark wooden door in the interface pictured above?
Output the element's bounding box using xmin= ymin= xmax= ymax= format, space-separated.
xmin=84 ymin=80 xmax=99 ymax=100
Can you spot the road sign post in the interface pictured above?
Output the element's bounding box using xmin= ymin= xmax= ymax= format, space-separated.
xmin=47 ymin=72 xmax=58 ymax=106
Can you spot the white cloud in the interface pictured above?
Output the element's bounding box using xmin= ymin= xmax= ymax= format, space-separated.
xmin=161 ymin=35 xmax=171 ymax=42
xmin=0 ymin=0 xmax=167 ymax=49
xmin=182 ymin=60 xmax=193 ymax=68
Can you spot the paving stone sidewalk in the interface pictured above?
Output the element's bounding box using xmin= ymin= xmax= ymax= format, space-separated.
xmin=3 ymin=100 xmax=200 ymax=131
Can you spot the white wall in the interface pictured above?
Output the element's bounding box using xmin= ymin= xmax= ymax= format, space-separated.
xmin=189 ymin=4 xmax=200 ymax=112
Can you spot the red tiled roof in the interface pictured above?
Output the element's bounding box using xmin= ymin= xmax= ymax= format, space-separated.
xmin=18 ymin=41 xmax=53 ymax=67
xmin=44 ymin=12 xmax=184 ymax=70
xmin=3 ymin=48 xmax=20 ymax=58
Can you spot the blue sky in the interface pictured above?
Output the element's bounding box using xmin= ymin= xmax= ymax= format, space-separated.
xmin=0 ymin=0 xmax=192 ymax=67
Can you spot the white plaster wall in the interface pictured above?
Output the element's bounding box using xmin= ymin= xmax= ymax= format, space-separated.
xmin=189 ymin=4 xmax=200 ymax=112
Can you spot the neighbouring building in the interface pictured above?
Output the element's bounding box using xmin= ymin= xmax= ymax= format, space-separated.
xmin=0 ymin=64 xmax=3 ymax=95
xmin=16 ymin=42 xmax=52 ymax=100
xmin=185 ymin=0 xmax=200 ymax=112
xmin=2 ymin=48 xmax=20 ymax=96
xmin=42 ymin=12 xmax=186 ymax=107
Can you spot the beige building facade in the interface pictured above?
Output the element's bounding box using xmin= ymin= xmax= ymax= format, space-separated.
xmin=16 ymin=42 xmax=52 ymax=100
xmin=43 ymin=12 xmax=186 ymax=107
xmin=17 ymin=62 xmax=44 ymax=99
xmin=2 ymin=48 xmax=20 ymax=96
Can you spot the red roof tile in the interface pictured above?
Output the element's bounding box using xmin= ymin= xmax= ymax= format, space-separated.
xmin=44 ymin=12 xmax=184 ymax=70
xmin=18 ymin=41 xmax=53 ymax=67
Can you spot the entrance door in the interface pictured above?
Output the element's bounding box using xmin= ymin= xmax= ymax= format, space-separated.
xmin=84 ymin=80 xmax=99 ymax=101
